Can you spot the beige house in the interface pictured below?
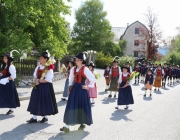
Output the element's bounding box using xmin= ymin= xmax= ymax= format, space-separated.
xmin=112 ymin=21 xmax=149 ymax=59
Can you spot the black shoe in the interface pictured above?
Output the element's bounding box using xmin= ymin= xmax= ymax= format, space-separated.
xmin=115 ymin=107 xmax=119 ymax=110
xmin=114 ymin=95 xmax=116 ymax=98
xmin=124 ymin=106 xmax=129 ymax=110
xmin=6 ymin=110 xmax=13 ymax=115
xmin=60 ymin=127 xmax=70 ymax=133
xmin=108 ymin=94 xmax=112 ymax=98
xmin=150 ymin=94 xmax=152 ymax=97
xmin=61 ymin=98 xmax=66 ymax=101
xmin=78 ymin=124 xmax=86 ymax=130
xmin=144 ymin=94 xmax=146 ymax=97
xmin=26 ymin=118 xmax=37 ymax=123
xmin=39 ymin=117 xmax=48 ymax=123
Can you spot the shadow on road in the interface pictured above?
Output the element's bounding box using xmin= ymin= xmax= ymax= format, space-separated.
xmin=163 ymin=88 xmax=170 ymax=90
xmin=49 ymin=130 xmax=89 ymax=140
xmin=154 ymin=90 xmax=163 ymax=94
xmin=143 ymin=96 xmax=152 ymax=101
xmin=141 ymin=87 xmax=145 ymax=91
xmin=0 ymin=123 xmax=51 ymax=140
xmin=98 ymin=91 xmax=108 ymax=95
xmin=110 ymin=109 xmax=132 ymax=121
xmin=0 ymin=114 xmax=14 ymax=121
xmin=101 ymin=97 xmax=116 ymax=104
xmin=57 ymin=100 xmax=67 ymax=107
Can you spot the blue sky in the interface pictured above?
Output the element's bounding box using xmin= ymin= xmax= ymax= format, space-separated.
xmin=64 ymin=0 xmax=180 ymax=38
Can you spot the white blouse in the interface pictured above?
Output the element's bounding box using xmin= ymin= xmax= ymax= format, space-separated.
xmin=33 ymin=65 xmax=53 ymax=83
xmin=0 ymin=65 xmax=16 ymax=80
xmin=154 ymin=68 xmax=164 ymax=75
xmin=110 ymin=66 xmax=122 ymax=75
xmin=69 ymin=66 xmax=96 ymax=88
xmin=118 ymin=73 xmax=132 ymax=85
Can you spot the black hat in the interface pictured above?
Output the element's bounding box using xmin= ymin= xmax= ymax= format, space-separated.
xmin=2 ymin=52 xmax=13 ymax=61
xmin=113 ymin=59 xmax=118 ymax=63
xmin=74 ymin=52 xmax=86 ymax=60
xmin=122 ymin=66 xmax=129 ymax=70
xmin=148 ymin=68 xmax=153 ymax=73
xmin=40 ymin=50 xmax=50 ymax=58
xmin=67 ymin=58 xmax=75 ymax=66
xmin=88 ymin=61 xmax=95 ymax=68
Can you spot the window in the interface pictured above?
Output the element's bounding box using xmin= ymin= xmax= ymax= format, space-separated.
xmin=134 ymin=40 xmax=139 ymax=46
xmin=135 ymin=28 xmax=139 ymax=34
xmin=134 ymin=51 xmax=138 ymax=57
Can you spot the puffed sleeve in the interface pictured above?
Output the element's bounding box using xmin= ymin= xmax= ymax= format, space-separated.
xmin=130 ymin=66 xmax=132 ymax=73
xmin=119 ymin=67 xmax=122 ymax=75
xmin=45 ymin=69 xmax=53 ymax=83
xmin=33 ymin=66 xmax=39 ymax=78
xmin=162 ymin=69 xmax=164 ymax=75
xmin=154 ymin=68 xmax=157 ymax=74
xmin=68 ymin=67 xmax=75 ymax=86
xmin=109 ymin=68 xmax=112 ymax=75
xmin=9 ymin=65 xmax=16 ymax=80
xmin=84 ymin=67 xmax=96 ymax=88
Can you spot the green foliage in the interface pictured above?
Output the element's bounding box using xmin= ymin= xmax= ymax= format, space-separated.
xmin=0 ymin=0 xmax=70 ymax=58
xmin=95 ymin=52 xmax=113 ymax=68
xmin=163 ymin=51 xmax=180 ymax=65
xmin=119 ymin=40 xmax=126 ymax=55
xmin=14 ymin=74 xmax=23 ymax=86
xmin=118 ymin=56 xmax=135 ymax=68
xmin=71 ymin=0 xmax=113 ymax=54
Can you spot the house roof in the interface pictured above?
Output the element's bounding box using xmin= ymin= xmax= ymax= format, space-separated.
xmin=120 ymin=20 xmax=149 ymax=40
xmin=111 ymin=27 xmax=126 ymax=43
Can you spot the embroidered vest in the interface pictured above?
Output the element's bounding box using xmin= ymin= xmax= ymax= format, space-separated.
xmin=111 ymin=67 xmax=119 ymax=78
xmin=74 ymin=66 xmax=86 ymax=84
xmin=122 ymin=74 xmax=130 ymax=82
xmin=136 ymin=67 xmax=139 ymax=72
xmin=1 ymin=67 xmax=11 ymax=77
xmin=156 ymin=69 xmax=162 ymax=76
xmin=36 ymin=67 xmax=44 ymax=79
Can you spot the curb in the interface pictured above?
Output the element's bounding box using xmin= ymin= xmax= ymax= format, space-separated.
xmin=19 ymin=91 xmax=63 ymax=101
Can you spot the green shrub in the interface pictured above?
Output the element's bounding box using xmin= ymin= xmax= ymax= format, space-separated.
xmin=95 ymin=52 xmax=113 ymax=69
xmin=118 ymin=56 xmax=135 ymax=68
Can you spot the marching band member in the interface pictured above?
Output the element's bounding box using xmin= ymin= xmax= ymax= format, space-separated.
xmin=133 ymin=62 xmax=141 ymax=84
xmin=162 ymin=62 xmax=169 ymax=88
xmin=167 ymin=65 xmax=174 ymax=86
xmin=140 ymin=60 xmax=146 ymax=82
xmin=104 ymin=64 xmax=111 ymax=91
xmin=126 ymin=61 xmax=132 ymax=74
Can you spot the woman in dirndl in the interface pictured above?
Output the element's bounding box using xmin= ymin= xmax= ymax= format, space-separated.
xmin=0 ymin=52 xmax=20 ymax=115
xmin=144 ymin=68 xmax=154 ymax=97
xmin=87 ymin=61 xmax=97 ymax=104
xmin=61 ymin=58 xmax=75 ymax=101
xmin=115 ymin=66 xmax=134 ymax=110
xmin=60 ymin=52 xmax=96 ymax=133
xmin=27 ymin=51 xmax=58 ymax=123
xmin=153 ymin=64 xmax=164 ymax=91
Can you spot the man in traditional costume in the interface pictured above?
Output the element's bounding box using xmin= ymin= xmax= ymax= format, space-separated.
xmin=133 ymin=62 xmax=141 ymax=84
xmin=140 ymin=60 xmax=146 ymax=82
xmin=27 ymin=51 xmax=58 ymax=123
xmin=126 ymin=61 xmax=132 ymax=74
xmin=162 ymin=62 xmax=169 ymax=88
xmin=167 ymin=65 xmax=174 ymax=86
xmin=60 ymin=52 xmax=96 ymax=132
xmin=0 ymin=52 xmax=20 ymax=115
xmin=108 ymin=59 xmax=121 ymax=98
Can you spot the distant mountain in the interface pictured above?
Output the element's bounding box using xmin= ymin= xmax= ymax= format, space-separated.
xmin=158 ymin=47 xmax=170 ymax=55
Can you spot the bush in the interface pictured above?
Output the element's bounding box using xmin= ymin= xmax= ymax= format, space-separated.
xmin=95 ymin=52 xmax=113 ymax=69
xmin=163 ymin=51 xmax=180 ymax=65
xmin=118 ymin=56 xmax=135 ymax=68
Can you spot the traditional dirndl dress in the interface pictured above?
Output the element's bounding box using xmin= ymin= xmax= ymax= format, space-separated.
xmin=117 ymin=73 xmax=134 ymax=105
xmin=145 ymin=74 xmax=154 ymax=89
xmin=0 ymin=66 xmax=20 ymax=108
xmin=63 ymin=66 xmax=96 ymax=125
xmin=153 ymin=69 xmax=163 ymax=88
xmin=86 ymin=80 xmax=97 ymax=98
xmin=27 ymin=65 xmax=58 ymax=116
xmin=108 ymin=66 xmax=120 ymax=92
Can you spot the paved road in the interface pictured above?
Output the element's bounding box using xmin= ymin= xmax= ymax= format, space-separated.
xmin=0 ymin=69 xmax=180 ymax=140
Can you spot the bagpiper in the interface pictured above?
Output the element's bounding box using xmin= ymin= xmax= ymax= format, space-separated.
xmin=104 ymin=64 xmax=111 ymax=91
xmin=108 ymin=59 xmax=121 ymax=98
xmin=133 ymin=62 xmax=141 ymax=84
xmin=144 ymin=68 xmax=154 ymax=97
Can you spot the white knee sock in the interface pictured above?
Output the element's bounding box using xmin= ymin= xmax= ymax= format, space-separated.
xmin=91 ymin=98 xmax=95 ymax=103
xmin=32 ymin=115 xmax=37 ymax=119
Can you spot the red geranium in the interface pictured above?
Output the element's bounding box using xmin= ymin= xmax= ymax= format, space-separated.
xmin=47 ymin=64 xmax=54 ymax=70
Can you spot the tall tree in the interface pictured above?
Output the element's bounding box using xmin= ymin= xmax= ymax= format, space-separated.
xmin=143 ymin=7 xmax=162 ymax=60
xmin=71 ymin=0 xmax=113 ymax=53
xmin=0 ymin=0 xmax=70 ymax=58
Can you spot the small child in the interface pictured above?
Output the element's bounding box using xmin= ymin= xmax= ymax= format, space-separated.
xmin=104 ymin=64 xmax=110 ymax=91
xmin=144 ymin=68 xmax=154 ymax=97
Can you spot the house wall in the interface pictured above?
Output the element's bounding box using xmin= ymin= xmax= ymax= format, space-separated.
xmin=122 ymin=21 xmax=148 ymax=59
